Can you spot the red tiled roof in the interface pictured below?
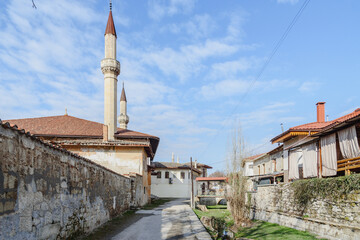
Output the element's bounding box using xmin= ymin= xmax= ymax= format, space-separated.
xmin=243 ymin=153 xmax=265 ymax=162
xmin=105 ymin=10 xmax=117 ymax=37
xmin=5 ymin=115 xmax=158 ymax=139
xmin=271 ymin=108 xmax=360 ymax=143
xmin=289 ymin=121 xmax=332 ymax=131
xmin=196 ymin=177 xmax=227 ymax=181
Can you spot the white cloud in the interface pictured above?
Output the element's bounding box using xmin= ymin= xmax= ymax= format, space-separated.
xmin=162 ymin=14 xmax=216 ymax=39
xmin=200 ymin=79 xmax=296 ymax=100
xmin=298 ymin=81 xmax=322 ymax=92
xmin=277 ymin=0 xmax=299 ymax=4
xmin=141 ymin=40 xmax=239 ymax=82
xmin=148 ymin=0 xmax=196 ymax=20
xmin=239 ymin=102 xmax=304 ymax=128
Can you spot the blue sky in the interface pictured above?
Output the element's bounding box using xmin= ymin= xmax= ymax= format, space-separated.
xmin=1 ymin=0 xmax=360 ymax=172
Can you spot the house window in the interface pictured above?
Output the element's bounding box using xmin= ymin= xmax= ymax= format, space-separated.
xmin=263 ymin=164 xmax=265 ymax=174
xmin=157 ymin=172 xmax=161 ymax=179
xmin=188 ymin=172 xmax=191 ymax=179
xmin=272 ymin=159 xmax=276 ymax=172
xmin=181 ymin=172 xmax=185 ymax=179
xmin=165 ymin=171 xmax=169 ymax=179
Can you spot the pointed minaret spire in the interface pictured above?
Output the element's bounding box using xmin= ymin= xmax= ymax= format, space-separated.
xmin=118 ymin=82 xmax=129 ymax=129
xmin=101 ymin=2 xmax=120 ymax=140
xmin=120 ymin=82 xmax=127 ymax=102
xmin=105 ymin=0 xmax=117 ymax=37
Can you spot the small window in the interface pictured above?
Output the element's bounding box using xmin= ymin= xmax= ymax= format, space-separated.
xmin=157 ymin=172 xmax=161 ymax=179
xmin=144 ymin=187 xmax=146 ymax=194
xmin=181 ymin=172 xmax=185 ymax=179
xmin=165 ymin=171 xmax=169 ymax=179
xmin=188 ymin=172 xmax=191 ymax=179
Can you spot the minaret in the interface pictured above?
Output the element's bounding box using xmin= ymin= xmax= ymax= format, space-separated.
xmin=118 ymin=82 xmax=129 ymax=129
xmin=101 ymin=1 xmax=120 ymax=141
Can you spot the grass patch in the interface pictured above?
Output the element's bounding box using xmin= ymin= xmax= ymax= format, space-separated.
xmin=207 ymin=205 xmax=227 ymax=209
xmin=141 ymin=198 xmax=172 ymax=210
xmin=193 ymin=207 xmax=324 ymax=240
xmin=193 ymin=208 xmax=231 ymax=220
xmin=236 ymin=221 xmax=326 ymax=240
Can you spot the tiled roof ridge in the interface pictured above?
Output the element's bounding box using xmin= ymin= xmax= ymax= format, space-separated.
xmin=196 ymin=177 xmax=227 ymax=181
xmin=115 ymin=128 xmax=159 ymax=139
xmin=0 ymin=119 xmax=129 ymax=179
xmin=272 ymin=108 xmax=360 ymax=143
xmin=6 ymin=115 xmax=159 ymax=140
xmin=6 ymin=114 xmax=102 ymax=125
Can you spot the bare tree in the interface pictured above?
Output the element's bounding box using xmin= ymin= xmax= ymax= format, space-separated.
xmin=208 ymin=170 xmax=226 ymax=177
xmin=226 ymin=124 xmax=250 ymax=227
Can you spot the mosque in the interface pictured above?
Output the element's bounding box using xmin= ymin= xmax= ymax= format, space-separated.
xmin=6 ymin=3 xmax=159 ymax=206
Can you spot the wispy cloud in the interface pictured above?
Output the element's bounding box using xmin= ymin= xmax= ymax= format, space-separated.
xmin=199 ymin=79 xmax=296 ymax=100
xmin=298 ymin=81 xmax=322 ymax=92
xmin=148 ymin=0 xmax=196 ymax=20
xmin=277 ymin=0 xmax=299 ymax=4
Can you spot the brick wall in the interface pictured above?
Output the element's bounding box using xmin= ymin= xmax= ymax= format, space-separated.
xmin=0 ymin=122 xmax=138 ymax=239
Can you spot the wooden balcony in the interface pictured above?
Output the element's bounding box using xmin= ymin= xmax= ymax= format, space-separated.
xmin=337 ymin=156 xmax=360 ymax=175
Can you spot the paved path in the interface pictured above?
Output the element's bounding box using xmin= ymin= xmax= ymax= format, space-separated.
xmin=112 ymin=199 xmax=211 ymax=240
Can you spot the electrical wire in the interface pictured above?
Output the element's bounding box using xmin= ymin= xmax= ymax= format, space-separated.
xmin=197 ymin=0 xmax=311 ymax=163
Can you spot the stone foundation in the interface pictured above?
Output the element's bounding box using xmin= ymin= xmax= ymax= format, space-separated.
xmin=249 ymin=184 xmax=360 ymax=240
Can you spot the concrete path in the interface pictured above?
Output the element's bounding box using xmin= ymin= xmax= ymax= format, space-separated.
xmin=112 ymin=199 xmax=211 ymax=240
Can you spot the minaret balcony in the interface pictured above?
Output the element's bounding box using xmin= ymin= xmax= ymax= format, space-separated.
xmin=101 ymin=58 xmax=120 ymax=76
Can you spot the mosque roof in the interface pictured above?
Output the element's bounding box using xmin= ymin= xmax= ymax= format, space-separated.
xmin=5 ymin=114 xmax=159 ymax=143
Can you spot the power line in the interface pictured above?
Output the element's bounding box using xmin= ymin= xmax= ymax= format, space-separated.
xmin=198 ymin=0 xmax=311 ymax=161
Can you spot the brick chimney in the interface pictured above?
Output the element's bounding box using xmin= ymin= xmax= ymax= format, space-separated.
xmin=316 ymin=102 xmax=326 ymax=122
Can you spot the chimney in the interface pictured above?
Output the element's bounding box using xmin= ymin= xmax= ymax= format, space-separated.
xmin=194 ymin=160 xmax=197 ymax=168
xmin=316 ymin=102 xmax=326 ymax=122
xmin=103 ymin=125 xmax=108 ymax=142
xmin=172 ymin=152 xmax=174 ymax=163
xmin=177 ymin=156 xmax=179 ymax=163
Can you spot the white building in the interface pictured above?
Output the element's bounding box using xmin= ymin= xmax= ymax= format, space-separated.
xmin=151 ymin=161 xmax=211 ymax=198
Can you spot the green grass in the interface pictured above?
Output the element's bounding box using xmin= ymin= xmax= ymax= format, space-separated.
xmin=207 ymin=205 xmax=227 ymax=209
xmin=193 ymin=207 xmax=324 ymax=240
xmin=236 ymin=221 xmax=326 ymax=240
xmin=193 ymin=207 xmax=231 ymax=220
xmin=141 ymin=198 xmax=172 ymax=210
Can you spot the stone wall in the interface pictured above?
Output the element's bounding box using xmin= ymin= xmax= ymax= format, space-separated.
xmin=249 ymin=184 xmax=360 ymax=240
xmin=0 ymin=122 xmax=138 ymax=239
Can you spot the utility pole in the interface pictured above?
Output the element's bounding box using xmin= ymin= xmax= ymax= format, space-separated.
xmin=190 ymin=157 xmax=194 ymax=209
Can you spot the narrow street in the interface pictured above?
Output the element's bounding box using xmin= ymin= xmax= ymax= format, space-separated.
xmin=112 ymin=199 xmax=211 ymax=240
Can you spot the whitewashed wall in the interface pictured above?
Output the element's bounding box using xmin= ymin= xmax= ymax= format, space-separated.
xmin=151 ymin=169 xmax=199 ymax=198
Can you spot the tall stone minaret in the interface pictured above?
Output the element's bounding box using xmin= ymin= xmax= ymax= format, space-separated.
xmin=118 ymin=82 xmax=129 ymax=129
xmin=101 ymin=1 xmax=120 ymax=140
